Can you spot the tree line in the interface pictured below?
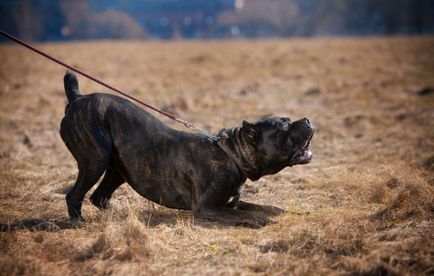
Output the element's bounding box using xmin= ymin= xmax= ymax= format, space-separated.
xmin=0 ymin=0 xmax=433 ymax=41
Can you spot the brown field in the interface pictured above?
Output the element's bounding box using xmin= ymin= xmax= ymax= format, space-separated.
xmin=0 ymin=37 xmax=433 ymax=275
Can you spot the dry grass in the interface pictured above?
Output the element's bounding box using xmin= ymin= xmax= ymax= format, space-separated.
xmin=0 ymin=37 xmax=433 ymax=275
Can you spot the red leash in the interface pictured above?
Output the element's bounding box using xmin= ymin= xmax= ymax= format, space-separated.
xmin=0 ymin=28 xmax=217 ymax=140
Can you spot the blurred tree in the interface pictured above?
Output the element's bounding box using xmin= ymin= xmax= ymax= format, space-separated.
xmin=90 ymin=10 xmax=145 ymax=39
xmin=267 ymin=1 xmax=299 ymax=36
xmin=218 ymin=0 xmax=299 ymax=37
xmin=0 ymin=0 xmax=44 ymax=41
xmin=293 ymin=0 xmax=347 ymax=35
xmin=59 ymin=0 xmax=89 ymax=39
xmin=16 ymin=0 xmax=43 ymax=40
xmin=59 ymin=0 xmax=145 ymax=39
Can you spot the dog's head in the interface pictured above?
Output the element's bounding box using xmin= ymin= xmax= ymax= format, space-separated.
xmin=217 ymin=116 xmax=314 ymax=180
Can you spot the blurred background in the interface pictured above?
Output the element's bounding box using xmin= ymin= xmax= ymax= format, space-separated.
xmin=1 ymin=0 xmax=434 ymax=41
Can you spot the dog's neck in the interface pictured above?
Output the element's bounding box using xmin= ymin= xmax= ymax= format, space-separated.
xmin=216 ymin=127 xmax=261 ymax=181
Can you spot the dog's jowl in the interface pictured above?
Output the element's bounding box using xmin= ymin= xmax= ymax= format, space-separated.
xmin=60 ymin=72 xmax=314 ymax=227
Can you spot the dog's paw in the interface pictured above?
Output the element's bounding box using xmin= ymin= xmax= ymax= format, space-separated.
xmin=69 ymin=216 xmax=85 ymax=226
xmin=262 ymin=205 xmax=285 ymax=216
xmin=240 ymin=214 xmax=270 ymax=228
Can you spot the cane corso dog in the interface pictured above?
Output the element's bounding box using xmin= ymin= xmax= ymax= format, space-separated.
xmin=60 ymin=72 xmax=314 ymax=227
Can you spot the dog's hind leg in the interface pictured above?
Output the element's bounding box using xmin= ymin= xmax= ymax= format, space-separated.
xmin=66 ymin=158 xmax=109 ymax=220
xmin=90 ymin=167 xmax=125 ymax=209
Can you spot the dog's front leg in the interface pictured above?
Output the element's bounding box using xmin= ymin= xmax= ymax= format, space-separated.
xmin=235 ymin=201 xmax=285 ymax=216
xmin=193 ymin=206 xmax=269 ymax=228
xmin=191 ymin=189 xmax=268 ymax=227
xmin=224 ymin=191 xmax=240 ymax=208
xmin=223 ymin=190 xmax=284 ymax=217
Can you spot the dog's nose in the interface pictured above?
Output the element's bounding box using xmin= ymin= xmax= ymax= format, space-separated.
xmin=303 ymin=117 xmax=311 ymax=125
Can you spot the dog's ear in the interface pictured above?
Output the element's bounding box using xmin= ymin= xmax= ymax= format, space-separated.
xmin=242 ymin=120 xmax=260 ymax=143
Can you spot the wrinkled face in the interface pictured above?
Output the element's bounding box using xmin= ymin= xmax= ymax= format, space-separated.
xmin=241 ymin=116 xmax=314 ymax=175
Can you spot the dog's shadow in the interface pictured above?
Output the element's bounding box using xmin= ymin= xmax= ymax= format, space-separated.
xmin=0 ymin=210 xmax=192 ymax=232
xmin=137 ymin=209 xmax=271 ymax=229
xmin=0 ymin=212 xmax=182 ymax=232
xmin=139 ymin=210 xmax=275 ymax=229
xmin=0 ymin=208 xmax=278 ymax=232
xmin=0 ymin=218 xmax=84 ymax=232
xmin=137 ymin=209 xmax=187 ymax=227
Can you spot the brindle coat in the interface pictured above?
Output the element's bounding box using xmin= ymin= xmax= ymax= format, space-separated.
xmin=60 ymin=72 xmax=314 ymax=227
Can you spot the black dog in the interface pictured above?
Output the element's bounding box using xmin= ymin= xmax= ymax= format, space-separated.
xmin=60 ymin=72 xmax=314 ymax=227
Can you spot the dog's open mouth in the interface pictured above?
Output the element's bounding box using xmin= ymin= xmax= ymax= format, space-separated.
xmin=290 ymin=133 xmax=314 ymax=165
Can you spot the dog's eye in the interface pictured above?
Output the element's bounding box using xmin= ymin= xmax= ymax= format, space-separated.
xmin=279 ymin=122 xmax=289 ymax=132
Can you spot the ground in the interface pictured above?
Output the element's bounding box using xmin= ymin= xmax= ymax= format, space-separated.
xmin=0 ymin=37 xmax=433 ymax=275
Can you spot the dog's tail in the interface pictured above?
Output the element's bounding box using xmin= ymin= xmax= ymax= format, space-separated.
xmin=64 ymin=71 xmax=81 ymax=103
